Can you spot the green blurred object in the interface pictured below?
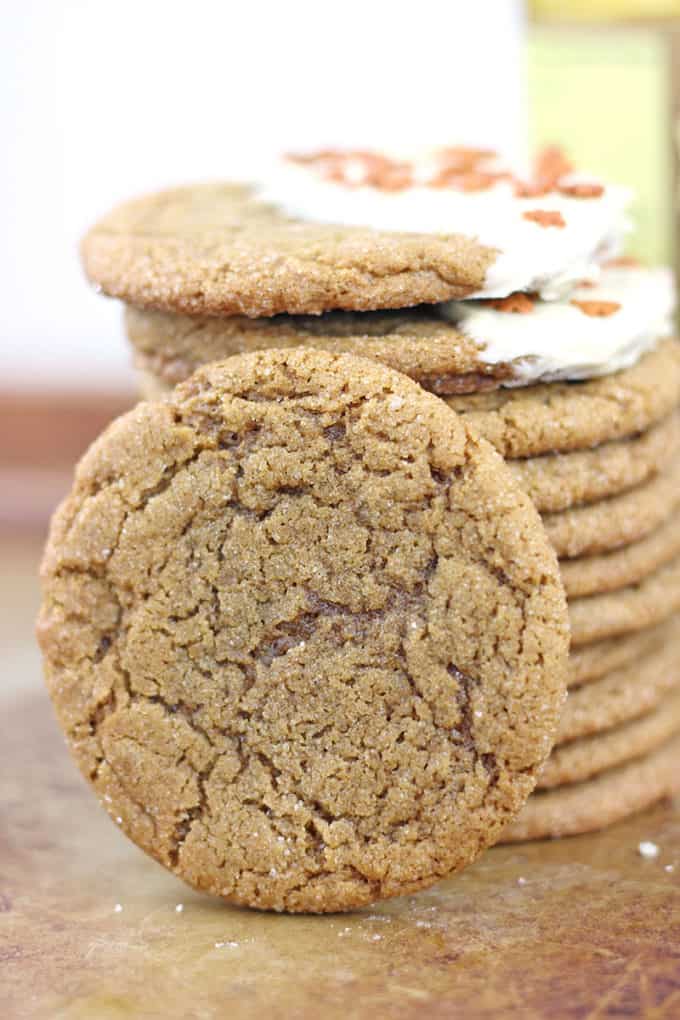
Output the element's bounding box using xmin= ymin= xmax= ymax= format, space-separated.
xmin=529 ymin=23 xmax=679 ymax=268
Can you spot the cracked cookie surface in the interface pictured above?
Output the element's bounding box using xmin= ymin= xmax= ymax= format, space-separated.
xmin=37 ymin=348 xmax=568 ymax=913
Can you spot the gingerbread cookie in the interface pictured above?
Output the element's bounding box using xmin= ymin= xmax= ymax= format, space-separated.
xmin=82 ymin=149 xmax=630 ymax=318
xmin=570 ymin=555 xmax=680 ymax=646
xmin=508 ymin=412 xmax=680 ymax=514
xmin=568 ymin=620 xmax=676 ymax=688
xmin=37 ymin=348 xmax=569 ymax=913
xmin=557 ymin=635 xmax=680 ymax=745
xmin=543 ymin=457 xmax=680 ymax=560
xmin=561 ymin=512 xmax=680 ymax=599
xmin=125 ymin=262 xmax=673 ymax=397
xmin=502 ymin=734 xmax=680 ymax=842
xmin=444 ymin=340 xmax=680 ymax=458
xmin=538 ymin=689 xmax=680 ymax=789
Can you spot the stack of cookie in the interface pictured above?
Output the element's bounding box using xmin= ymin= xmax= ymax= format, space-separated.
xmin=49 ymin=148 xmax=679 ymax=878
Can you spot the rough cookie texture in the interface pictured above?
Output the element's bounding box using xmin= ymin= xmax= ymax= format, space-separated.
xmin=569 ymin=554 xmax=680 ymax=646
xmin=557 ymin=635 xmax=680 ymax=745
xmin=502 ymin=734 xmax=680 ymax=842
xmin=444 ymin=340 xmax=680 ymax=458
xmin=81 ymin=184 xmax=497 ymax=318
xmin=561 ymin=512 xmax=680 ymax=599
xmin=127 ymin=304 xmax=516 ymax=395
xmin=543 ymin=457 xmax=680 ymax=560
xmin=37 ymin=349 xmax=568 ymax=913
xmin=568 ymin=619 xmax=676 ymax=688
xmin=508 ymin=412 xmax=680 ymax=514
xmin=538 ymin=689 xmax=680 ymax=789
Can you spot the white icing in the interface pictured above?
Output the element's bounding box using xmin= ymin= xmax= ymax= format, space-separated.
xmin=255 ymin=158 xmax=632 ymax=300
xmin=440 ymin=266 xmax=675 ymax=385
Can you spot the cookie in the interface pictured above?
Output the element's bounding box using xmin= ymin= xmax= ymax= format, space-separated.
xmin=444 ymin=339 xmax=680 ymax=458
xmin=127 ymin=305 xmax=517 ymax=398
xmin=82 ymin=148 xmax=630 ymax=318
xmin=37 ymin=348 xmax=569 ymax=914
xmin=557 ymin=635 xmax=680 ymax=745
xmin=561 ymin=511 xmax=680 ymax=599
xmin=570 ymin=555 xmax=680 ymax=646
xmin=502 ymin=733 xmax=680 ymax=842
xmin=508 ymin=412 xmax=680 ymax=515
xmin=125 ymin=262 xmax=673 ymax=398
xmin=538 ymin=689 xmax=680 ymax=789
xmin=81 ymin=183 xmax=496 ymax=319
xmin=569 ymin=620 xmax=676 ymax=688
xmin=543 ymin=456 xmax=680 ymax=560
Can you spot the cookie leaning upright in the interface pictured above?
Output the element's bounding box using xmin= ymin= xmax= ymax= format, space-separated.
xmin=37 ymin=348 xmax=569 ymax=913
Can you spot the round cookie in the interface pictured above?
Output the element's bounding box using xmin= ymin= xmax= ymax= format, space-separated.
xmin=569 ymin=619 xmax=677 ymax=688
xmin=135 ymin=345 xmax=680 ymax=514
xmin=543 ymin=456 xmax=680 ymax=560
xmin=538 ymin=689 xmax=680 ymax=789
xmin=570 ymin=555 xmax=680 ymax=646
xmin=557 ymin=635 xmax=680 ymax=745
xmin=82 ymin=183 xmax=497 ymax=319
xmin=444 ymin=339 xmax=680 ymax=458
xmin=127 ymin=305 xmax=518 ymax=398
xmin=508 ymin=412 xmax=680 ymax=515
xmin=561 ymin=511 xmax=680 ymax=599
xmin=502 ymin=734 xmax=680 ymax=842
xmin=37 ymin=348 xmax=569 ymax=914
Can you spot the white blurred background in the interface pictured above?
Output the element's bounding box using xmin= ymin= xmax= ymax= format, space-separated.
xmin=1 ymin=0 xmax=526 ymax=394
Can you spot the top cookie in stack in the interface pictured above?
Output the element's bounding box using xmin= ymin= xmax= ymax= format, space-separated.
xmin=82 ymin=146 xmax=680 ymax=843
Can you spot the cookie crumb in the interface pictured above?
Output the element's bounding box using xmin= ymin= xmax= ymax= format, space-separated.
xmin=638 ymin=840 xmax=660 ymax=859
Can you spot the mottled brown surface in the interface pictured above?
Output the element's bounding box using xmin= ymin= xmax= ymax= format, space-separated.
xmin=4 ymin=537 xmax=680 ymax=1019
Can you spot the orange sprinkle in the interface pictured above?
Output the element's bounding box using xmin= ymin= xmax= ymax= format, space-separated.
xmin=523 ymin=210 xmax=566 ymax=228
xmin=484 ymin=293 xmax=536 ymax=314
xmin=535 ymin=146 xmax=574 ymax=182
xmin=559 ymin=182 xmax=604 ymax=199
xmin=437 ymin=147 xmax=496 ymax=172
xmin=604 ymin=256 xmax=641 ymax=269
xmin=577 ymin=280 xmax=597 ymax=289
xmin=430 ymin=169 xmax=498 ymax=192
xmin=571 ymin=300 xmax=621 ymax=317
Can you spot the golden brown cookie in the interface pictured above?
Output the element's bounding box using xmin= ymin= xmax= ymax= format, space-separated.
xmin=444 ymin=340 xmax=680 ymax=458
xmin=82 ymin=184 xmax=497 ymax=318
xmin=502 ymin=734 xmax=680 ymax=842
xmin=37 ymin=348 xmax=569 ymax=914
xmin=508 ymin=412 xmax=680 ymax=514
xmin=570 ymin=555 xmax=680 ymax=646
xmin=568 ymin=619 xmax=676 ymax=688
xmin=538 ymin=689 xmax=680 ymax=789
xmin=543 ymin=457 xmax=680 ymax=560
xmin=561 ymin=512 xmax=680 ymax=599
xmin=127 ymin=304 xmax=518 ymax=397
xmin=557 ymin=635 xmax=680 ymax=745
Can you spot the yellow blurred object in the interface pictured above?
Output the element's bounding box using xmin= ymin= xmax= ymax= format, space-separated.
xmin=529 ymin=23 xmax=678 ymax=270
xmin=531 ymin=0 xmax=680 ymax=19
